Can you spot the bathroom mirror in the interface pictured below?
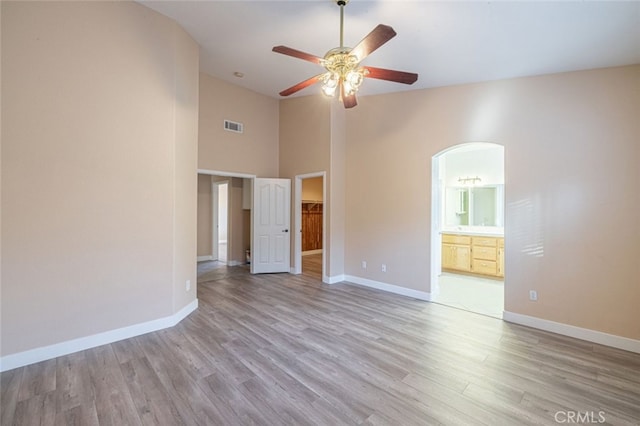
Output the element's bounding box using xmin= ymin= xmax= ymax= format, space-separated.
xmin=444 ymin=185 xmax=503 ymax=227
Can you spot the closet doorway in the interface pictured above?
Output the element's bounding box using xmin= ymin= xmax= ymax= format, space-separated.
xmin=293 ymin=172 xmax=326 ymax=281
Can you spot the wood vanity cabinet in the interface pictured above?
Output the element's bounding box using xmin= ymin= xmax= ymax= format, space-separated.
xmin=441 ymin=234 xmax=471 ymax=272
xmin=442 ymin=233 xmax=504 ymax=278
xmin=471 ymin=237 xmax=498 ymax=276
xmin=497 ymin=238 xmax=505 ymax=277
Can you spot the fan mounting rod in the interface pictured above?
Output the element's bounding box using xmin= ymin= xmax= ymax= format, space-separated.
xmin=336 ymin=0 xmax=348 ymax=48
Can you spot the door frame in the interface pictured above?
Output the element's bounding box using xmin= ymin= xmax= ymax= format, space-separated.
xmin=198 ymin=169 xmax=256 ymax=265
xmin=430 ymin=143 xmax=505 ymax=316
xmin=293 ymin=172 xmax=327 ymax=280
xmin=212 ymin=179 xmax=229 ymax=263
xmin=430 ymin=156 xmax=443 ymax=296
xmin=198 ymin=169 xmax=256 ymax=179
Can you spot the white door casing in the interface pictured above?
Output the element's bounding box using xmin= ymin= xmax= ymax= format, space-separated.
xmin=215 ymin=180 xmax=229 ymax=263
xmin=293 ymin=172 xmax=326 ymax=278
xmin=212 ymin=179 xmax=219 ymax=261
xmin=251 ymin=178 xmax=291 ymax=274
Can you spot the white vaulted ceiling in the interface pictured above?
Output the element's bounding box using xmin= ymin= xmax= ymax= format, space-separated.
xmin=140 ymin=1 xmax=640 ymax=99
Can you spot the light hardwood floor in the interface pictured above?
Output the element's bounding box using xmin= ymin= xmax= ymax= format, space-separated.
xmin=302 ymin=253 xmax=322 ymax=280
xmin=2 ymin=265 xmax=639 ymax=425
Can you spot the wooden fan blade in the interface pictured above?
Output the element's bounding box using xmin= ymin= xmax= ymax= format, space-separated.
xmin=279 ymin=74 xmax=323 ymax=97
xmin=272 ymin=46 xmax=323 ymax=65
xmin=343 ymin=93 xmax=358 ymax=109
xmin=341 ymin=83 xmax=358 ymax=109
xmin=363 ymin=66 xmax=418 ymax=85
xmin=350 ymin=24 xmax=397 ymax=62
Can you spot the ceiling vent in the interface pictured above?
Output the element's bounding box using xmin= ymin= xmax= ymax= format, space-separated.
xmin=224 ymin=119 xmax=243 ymax=133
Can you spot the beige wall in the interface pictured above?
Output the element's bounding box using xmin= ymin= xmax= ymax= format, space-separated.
xmin=197 ymin=175 xmax=213 ymax=257
xmin=0 ymin=1 xmax=3 ymax=307
xmin=2 ymin=0 xmax=636 ymax=362
xmin=1 ymin=1 xmax=199 ymax=356
xmin=197 ymin=75 xmax=278 ymax=263
xmin=171 ymin=22 xmax=199 ymax=313
xmin=328 ymin=104 xmax=347 ymax=277
xmin=279 ymin=96 xmax=331 ymax=177
xmin=280 ymin=95 xmax=344 ymax=277
xmin=228 ymin=178 xmax=247 ymax=263
xmin=198 ymin=73 xmax=279 ymax=177
xmin=346 ymin=65 xmax=640 ymax=340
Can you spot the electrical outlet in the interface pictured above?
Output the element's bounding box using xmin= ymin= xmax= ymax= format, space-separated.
xmin=361 ymin=260 xmax=367 ymax=269
xmin=381 ymin=264 xmax=387 ymax=272
xmin=186 ymin=280 xmax=191 ymax=292
xmin=529 ymin=290 xmax=537 ymax=301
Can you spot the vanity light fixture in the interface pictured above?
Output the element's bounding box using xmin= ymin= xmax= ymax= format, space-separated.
xmin=458 ymin=176 xmax=482 ymax=186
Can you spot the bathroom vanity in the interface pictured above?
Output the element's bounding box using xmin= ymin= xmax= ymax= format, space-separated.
xmin=441 ymin=231 xmax=504 ymax=278
xmin=441 ymin=180 xmax=504 ymax=278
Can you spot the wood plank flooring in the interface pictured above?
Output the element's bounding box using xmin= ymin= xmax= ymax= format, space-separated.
xmin=302 ymin=253 xmax=322 ymax=280
xmin=2 ymin=265 xmax=640 ymax=425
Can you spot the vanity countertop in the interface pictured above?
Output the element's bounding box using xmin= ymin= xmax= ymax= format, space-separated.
xmin=441 ymin=227 xmax=504 ymax=238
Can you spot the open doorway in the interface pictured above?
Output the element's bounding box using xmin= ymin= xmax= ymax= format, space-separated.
xmin=293 ymin=172 xmax=326 ymax=281
xmin=213 ymin=180 xmax=229 ymax=263
xmin=196 ymin=171 xmax=254 ymax=283
xmin=430 ymin=143 xmax=505 ymax=318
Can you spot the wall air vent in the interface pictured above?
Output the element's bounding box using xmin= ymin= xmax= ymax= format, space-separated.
xmin=224 ymin=119 xmax=244 ymax=133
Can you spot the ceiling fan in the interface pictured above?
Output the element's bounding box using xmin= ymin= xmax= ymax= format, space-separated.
xmin=272 ymin=0 xmax=418 ymax=109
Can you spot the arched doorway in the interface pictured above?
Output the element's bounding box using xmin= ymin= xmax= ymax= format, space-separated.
xmin=430 ymin=142 xmax=505 ymax=318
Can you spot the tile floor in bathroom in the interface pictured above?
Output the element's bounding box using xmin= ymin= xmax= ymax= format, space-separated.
xmin=432 ymin=272 xmax=504 ymax=318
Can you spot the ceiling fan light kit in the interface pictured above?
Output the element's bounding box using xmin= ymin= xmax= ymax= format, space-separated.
xmin=272 ymin=0 xmax=418 ymax=108
xmin=321 ymin=47 xmax=366 ymax=97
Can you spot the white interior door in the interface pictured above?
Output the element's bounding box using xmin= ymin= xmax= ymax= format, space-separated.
xmin=251 ymin=178 xmax=291 ymax=274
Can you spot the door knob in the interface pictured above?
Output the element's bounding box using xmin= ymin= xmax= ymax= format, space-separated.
xmin=282 ymin=229 xmax=289 ymax=233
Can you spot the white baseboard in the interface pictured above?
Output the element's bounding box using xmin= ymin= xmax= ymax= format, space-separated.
xmin=227 ymin=260 xmax=245 ymax=266
xmin=197 ymin=255 xmax=213 ymax=262
xmin=503 ymin=311 xmax=640 ymax=354
xmin=324 ymin=274 xmax=345 ymax=284
xmin=302 ymin=249 xmax=323 ymax=256
xmin=0 ymin=299 xmax=199 ymax=372
xmin=343 ymin=275 xmax=431 ymax=301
